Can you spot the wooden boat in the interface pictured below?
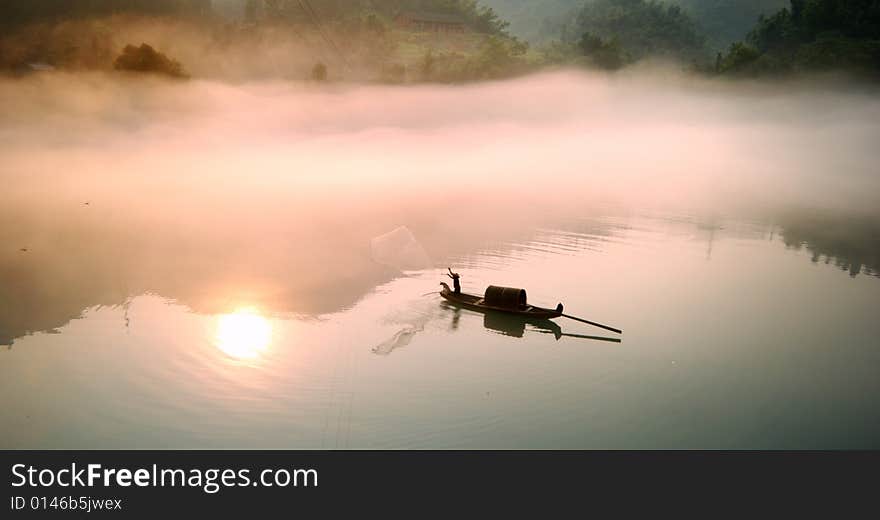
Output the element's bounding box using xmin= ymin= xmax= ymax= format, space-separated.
xmin=439 ymin=282 xmax=563 ymax=320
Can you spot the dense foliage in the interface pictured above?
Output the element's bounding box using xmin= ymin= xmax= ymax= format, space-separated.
xmin=673 ymin=0 xmax=789 ymax=48
xmin=568 ymin=0 xmax=708 ymax=63
xmin=0 ymin=1 xmax=210 ymax=28
xmin=4 ymin=0 xmax=880 ymax=80
xmin=240 ymin=0 xmax=511 ymax=36
xmin=416 ymin=35 xmax=530 ymax=81
xmin=577 ymin=32 xmax=626 ymax=69
xmin=0 ymin=1 xmax=512 ymax=36
xmin=113 ymin=43 xmax=188 ymax=78
xmin=483 ymin=0 xmax=789 ymax=48
xmin=717 ymin=0 xmax=880 ymax=76
xmin=237 ymin=0 xmax=528 ymax=81
xmin=479 ymin=0 xmax=582 ymax=43
xmin=0 ymin=0 xmax=525 ymax=82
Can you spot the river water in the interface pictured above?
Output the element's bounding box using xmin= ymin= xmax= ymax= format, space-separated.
xmin=1 ymin=71 xmax=878 ymax=448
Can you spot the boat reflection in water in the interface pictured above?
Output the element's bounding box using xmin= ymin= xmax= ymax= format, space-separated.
xmin=213 ymin=308 xmax=273 ymax=360
xmin=443 ymin=303 xmax=621 ymax=343
xmin=483 ymin=311 xmax=559 ymax=338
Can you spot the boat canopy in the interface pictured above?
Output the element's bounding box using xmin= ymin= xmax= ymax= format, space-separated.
xmin=484 ymin=285 xmax=527 ymax=309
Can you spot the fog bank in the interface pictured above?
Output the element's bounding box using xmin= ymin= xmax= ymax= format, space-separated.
xmin=2 ymin=69 xmax=879 ymax=339
xmin=3 ymin=69 xmax=879 ymax=210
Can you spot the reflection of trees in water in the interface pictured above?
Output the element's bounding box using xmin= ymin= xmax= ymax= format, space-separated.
xmin=0 ymin=259 xmax=392 ymax=348
xmin=779 ymin=213 xmax=880 ymax=278
xmin=0 ymin=190 xmax=545 ymax=347
xmin=0 ymin=215 xmax=394 ymax=347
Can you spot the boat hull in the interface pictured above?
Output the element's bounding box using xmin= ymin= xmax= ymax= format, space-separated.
xmin=440 ymin=287 xmax=562 ymax=320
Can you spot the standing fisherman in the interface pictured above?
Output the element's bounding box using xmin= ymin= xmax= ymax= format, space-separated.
xmin=447 ymin=268 xmax=461 ymax=294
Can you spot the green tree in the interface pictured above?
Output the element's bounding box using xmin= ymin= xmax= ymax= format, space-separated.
xmin=570 ymin=0 xmax=708 ymax=63
xmin=719 ymin=0 xmax=880 ymax=76
xmin=113 ymin=43 xmax=188 ymax=78
xmin=716 ymin=42 xmax=761 ymax=73
xmin=674 ymin=0 xmax=790 ymax=49
xmin=578 ymin=32 xmax=626 ymax=69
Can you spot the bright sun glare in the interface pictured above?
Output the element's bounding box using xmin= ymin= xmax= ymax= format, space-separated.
xmin=214 ymin=308 xmax=272 ymax=360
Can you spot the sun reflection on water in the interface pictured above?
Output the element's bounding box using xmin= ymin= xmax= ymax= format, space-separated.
xmin=214 ymin=308 xmax=272 ymax=360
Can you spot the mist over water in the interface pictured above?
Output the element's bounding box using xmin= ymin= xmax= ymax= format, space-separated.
xmin=4 ymin=69 xmax=880 ymax=208
xmin=1 ymin=70 xmax=879 ymax=448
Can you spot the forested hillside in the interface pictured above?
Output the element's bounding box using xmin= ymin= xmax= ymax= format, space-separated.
xmin=2 ymin=0 xmax=879 ymax=80
xmin=670 ymin=0 xmax=789 ymax=48
xmin=0 ymin=1 xmax=511 ymax=34
xmin=478 ymin=0 xmax=581 ymax=43
xmin=483 ymin=0 xmax=790 ymax=49
xmin=568 ymin=0 xmax=707 ymax=64
xmin=0 ymin=0 xmax=211 ymax=28
xmin=0 ymin=1 xmax=524 ymax=82
xmin=717 ymin=0 xmax=880 ymax=76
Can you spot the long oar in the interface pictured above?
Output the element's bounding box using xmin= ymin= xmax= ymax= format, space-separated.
xmin=534 ymin=330 xmax=621 ymax=343
xmin=561 ymin=332 xmax=621 ymax=343
xmin=561 ymin=313 xmax=622 ymax=334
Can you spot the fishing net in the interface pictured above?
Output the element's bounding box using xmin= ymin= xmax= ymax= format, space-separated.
xmin=370 ymin=226 xmax=432 ymax=271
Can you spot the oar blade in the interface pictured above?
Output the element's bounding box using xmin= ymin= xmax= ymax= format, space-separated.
xmin=561 ymin=313 xmax=622 ymax=334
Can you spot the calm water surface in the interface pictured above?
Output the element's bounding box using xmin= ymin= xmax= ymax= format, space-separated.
xmin=2 ymin=210 xmax=878 ymax=449
xmin=1 ymin=72 xmax=879 ymax=448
